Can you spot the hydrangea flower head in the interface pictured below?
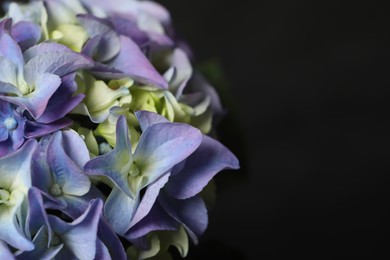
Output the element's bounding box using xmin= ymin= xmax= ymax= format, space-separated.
xmin=0 ymin=0 xmax=240 ymax=258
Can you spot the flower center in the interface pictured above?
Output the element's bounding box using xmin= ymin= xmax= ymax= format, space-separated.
xmin=0 ymin=188 xmax=10 ymax=203
xmin=50 ymin=233 xmax=61 ymax=246
xmin=50 ymin=184 xmax=62 ymax=197
xmin=99 ymin=142 xmax=112 ymax=155
xmin=4 ymin=117 xmax=18 ymax=130
xmin=129 ymin=161 xmax=141 ymax=177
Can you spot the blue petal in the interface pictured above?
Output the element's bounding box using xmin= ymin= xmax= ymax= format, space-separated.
xmin=166 ymin=135 xmax=239 ymax=199
xmin=31 ymin=135 xmax=54 ymax=192
xmin=129 ymin=173 xmax=170 ymax=228
xmin=97 ymin=217 xmax=127 ymax=259
xmin=125 ymin=202 xmax=178 ymax=240
xmin=0 ymin=30 xmax=24 ymax=73
xmin=0 ymin=126 xmax=8 ymax=141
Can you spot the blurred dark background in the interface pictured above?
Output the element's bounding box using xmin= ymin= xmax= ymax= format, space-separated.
xmin=158 ymin=0 xmax=390 ymax=259
xmin=2 ymin=0 xmax=390 ymax=259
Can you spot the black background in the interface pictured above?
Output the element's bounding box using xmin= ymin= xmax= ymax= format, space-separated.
xmin=159 ymin=0 xmax=390 ymax=259
xmin=3 ymin=0 xmax=390 ymax=259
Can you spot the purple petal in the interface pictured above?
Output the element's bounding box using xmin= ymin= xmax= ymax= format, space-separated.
xmin=31 ymin=135 xmax=53 ymax=191
xmin=23 ymin=42 xmax=75 ymax=62
xmin=135 ymin=110 xmax=169 ymax=132
xmin=24 ymin=50 xmax=93 ymax=85
xmin=47 ymin=131 xmax=91 ymax=196
xmin=133 ymin=122 xmax=202 ymax=187
xmin=0 ymin=18 xmax=12 ymax=35
xmin=50 ymin=199 xmax=103 ymax=260
xmin=109 ymin=16 xmax=149 ymax=46
xmin=24 ymin=117 xmax=72 ymax=138
xmin=37 ymin=73 xmax=85 ymax=124
xmin=26 ymin=188 xmax=51 ymax=240
xmin=11 ymin=21 xmax=41 ymax=51
xmin=77 ymin=14 xmax=120 ymax=62
xmin=166 ymin=135 xmax=240 ymax=199
xmin=158 ymin=192 xmax=208 ymax=244
xmin=107 ymin=35 xmax=167 ymax=88
xmin=0 ymin=127 xmax=8 ymax=141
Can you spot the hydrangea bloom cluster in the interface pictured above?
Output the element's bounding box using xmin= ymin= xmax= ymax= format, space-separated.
xmin=0 ymin=0 xmax=239 ymax=259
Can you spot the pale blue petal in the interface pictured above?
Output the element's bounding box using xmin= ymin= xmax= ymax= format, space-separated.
xmin=104 ymin=187 xmax=139 ymax=235
xmin=24 ymin=118 xmax=72 ymax=138
xmin=0 ymin=126 xmax=8 ymax=141
xmin=0 ymin=191 xmax=34 ymax=251
xmin=133 ymin=122 xmax=202 ymax=188
xmin=0 ymin=139 xmax=37 ymax=189
xmin=0 ymin=57 xmax=18 ymax=85
xmin=168 ymin=48 xmax=193 ymax=97
xmin=0 ymin=31 xmax=24 ymax=73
